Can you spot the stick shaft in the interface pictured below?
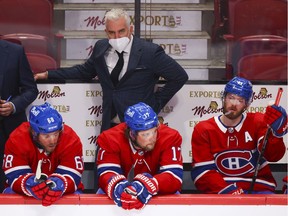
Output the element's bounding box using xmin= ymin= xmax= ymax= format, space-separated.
xmin=248 ymin=87 xmax=283 ymax=193
xmin=275 ymin=88 xmax=283 ymax=106
xmin=35 ymin=160 xmax=42 ymax=181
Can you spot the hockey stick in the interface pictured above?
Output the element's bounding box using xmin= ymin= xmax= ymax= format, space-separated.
xmin=35 ymin=159 xmax=54 ymax=187
xmin=35 ymin=159 xmax=43 ymax=182
xmin=248 ymin=87 xmax=283 ymax=193
xmin=124 ymin=163 xmax=137 ymax=196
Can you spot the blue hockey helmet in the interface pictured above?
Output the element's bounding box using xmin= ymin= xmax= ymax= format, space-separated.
xmin=29 ymin=102 xmax=63 ymax=134
xmin=124 ymin=102 xmax=158 ymax=132
xmin=224 ymin=77 xmax=253 ymax=105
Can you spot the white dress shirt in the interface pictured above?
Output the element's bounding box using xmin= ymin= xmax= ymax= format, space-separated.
xmin=105 ymin=35 xmax=134 ymax=81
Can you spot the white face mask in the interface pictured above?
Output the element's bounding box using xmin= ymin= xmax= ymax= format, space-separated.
xmin=109 ymin=37 xmax=130 ymax=53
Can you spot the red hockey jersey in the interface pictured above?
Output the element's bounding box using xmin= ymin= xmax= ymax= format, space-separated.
xmin=3 ymin=122 xmax=84 ymax=194
xmin=191 ymin=112 xmax=286 ymax=193
xmin=96 ymin=123 xmax=183 ymax=194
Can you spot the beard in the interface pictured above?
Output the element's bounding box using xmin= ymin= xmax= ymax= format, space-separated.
xmin=223 ymin=106 xmax=246 ymax=120
xmin=142 ymin=142 xmax=155 ymax=152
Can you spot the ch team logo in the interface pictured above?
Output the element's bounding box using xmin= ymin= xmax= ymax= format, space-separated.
xmin=215 ymin=150 xmax=254 ymax=176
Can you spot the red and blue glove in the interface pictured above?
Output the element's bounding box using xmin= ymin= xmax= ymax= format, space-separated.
xmin=264 ymin=105 xmax=287 ymax=137
xmin=42 ymin=174 xmax=67 ymax=206
xmin=218 ymin=183 xmax=244 ymax=195
xmin=21 ymin=174 xmax=49 ymax=199
xmin=130 ymin=173 xmax=159 ymax=209
xmin=106 ymin=174 xmax=133 ymax=208
xmin=120 ymin=186 xmax=143 ymax=210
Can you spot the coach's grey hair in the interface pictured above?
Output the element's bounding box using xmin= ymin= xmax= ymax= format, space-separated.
xmin=104 ymin=8 xmax=130 ymax=27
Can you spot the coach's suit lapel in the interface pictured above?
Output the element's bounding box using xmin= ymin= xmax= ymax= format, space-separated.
xmin=0 ymin=41 xmax=9 ymax=97
xmin=94 ymin=40 xmax=113 ymax=86
xmin=119 ymin=37 xmax=142 ymax=84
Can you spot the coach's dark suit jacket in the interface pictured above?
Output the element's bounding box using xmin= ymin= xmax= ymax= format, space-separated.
xmin=0 ymin=40 xmax=38 ymax=192
xmin=0 ymin=40 xmax=38 ymax=135
xmin=49 ymin=36 xmax=188 ymax=131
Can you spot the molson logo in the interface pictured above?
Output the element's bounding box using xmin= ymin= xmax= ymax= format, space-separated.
xmin=88 ymin=105 xmax=103 ymax=117
xmin=88 ymin=135 xmax=98 ymax=145
xmin=84 ymin=16 xmax=105 ymax=29
xmin=247 ymin=88 xmax=273 ymax=113
xmin=192 ymin=101 xmax=223 ymax=118
xmin=38 ymin=86 xmax=65 ymax=101
xmin=190 ymin=90 xmax=222 ymax=118
xmin=251 ymin=88 xmax=272 ymax=103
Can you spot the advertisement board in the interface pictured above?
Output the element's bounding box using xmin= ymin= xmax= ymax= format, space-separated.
xmin=66 ymin=38 xmax=208 ymax=60
xmin=30 ymin=83 xmax=288 ymax=164
xmin=65 ymin=10 xmax=201 ymax=31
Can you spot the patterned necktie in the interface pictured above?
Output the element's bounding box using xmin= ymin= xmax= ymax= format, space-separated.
xmin=110 ymin=51 xmax=124 ymax=86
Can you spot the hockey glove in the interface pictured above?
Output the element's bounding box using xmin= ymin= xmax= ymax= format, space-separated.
xmin=218 ymin=183 xmax=244 ymax=195
xmin=120 ymin=185 xmax=143 ymax=210
xmin=264 ymin=105 xmax=287 ymax=137
xmin=42 ymin=174 xmax=67 ymax=206
xmin=106 ymin=174 xmax=131 ymax=208
xmin=131 ymin=173 xmax=159 ymax=209
xmin=22 ymin=174 xmax=49 ymax=200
